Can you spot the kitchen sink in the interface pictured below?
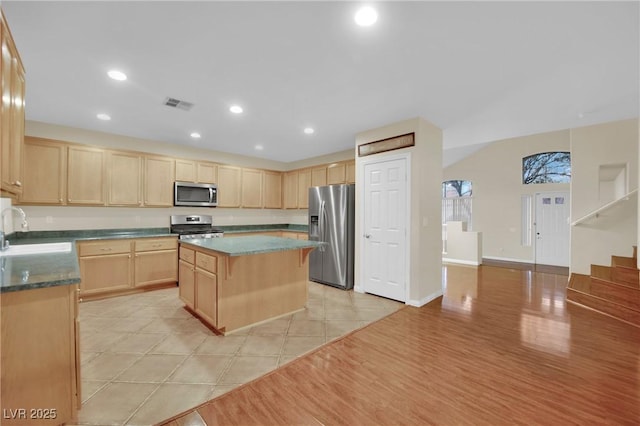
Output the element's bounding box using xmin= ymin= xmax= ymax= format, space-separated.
xmin=0 ymin=242 xmax=73 ymax=257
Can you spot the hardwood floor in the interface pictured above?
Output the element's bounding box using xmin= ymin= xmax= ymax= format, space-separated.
xmin=161 ymin=264 xmax=640 ymax=426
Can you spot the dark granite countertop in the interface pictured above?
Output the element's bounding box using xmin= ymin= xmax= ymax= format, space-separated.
xmin=1 ymin=225 xmax=307 ymax=293
xmin=219 ymin=224 xmax=308 ymax=234
xmin=8 ymin=227 xmax=176 ymax=242
xmin=1 ymin=244 xmax=81 ymax=293
xmin=1 ymin=228 xmax=176 ymax=293
xmin=182 ymin=235 xmax=322 ymax=256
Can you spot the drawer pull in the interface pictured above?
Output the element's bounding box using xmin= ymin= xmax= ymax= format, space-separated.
xmin=100 ymin=248 xmax=113 ymax=251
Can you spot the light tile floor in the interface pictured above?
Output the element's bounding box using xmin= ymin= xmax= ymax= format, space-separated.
xmin=73 ymin=282 xmax=402 ymax=425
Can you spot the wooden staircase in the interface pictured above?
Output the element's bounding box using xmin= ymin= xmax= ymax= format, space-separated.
xmin=566 ymin=246 xmax=640 ymax=327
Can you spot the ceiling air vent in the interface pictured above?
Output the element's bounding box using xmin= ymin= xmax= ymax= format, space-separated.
xmin=163 ymin=97 xmax=194 ymax=111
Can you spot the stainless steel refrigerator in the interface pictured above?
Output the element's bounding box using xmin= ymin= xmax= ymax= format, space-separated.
xmin=308 ymin=184 xmax=355 ymax=289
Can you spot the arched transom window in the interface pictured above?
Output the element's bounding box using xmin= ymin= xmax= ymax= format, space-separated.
xmin=522 ymin=152 xmax=571 ymax=184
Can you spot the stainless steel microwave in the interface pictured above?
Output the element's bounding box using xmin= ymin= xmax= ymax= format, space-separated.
xmin=174 ymin=181 xmax=218 ymax=207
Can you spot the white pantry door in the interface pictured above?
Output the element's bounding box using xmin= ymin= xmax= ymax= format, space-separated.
xmin=362 ymin=157 xmax=408 ymax=302
xmin=535 ymin=191 xmax=570 ymax=267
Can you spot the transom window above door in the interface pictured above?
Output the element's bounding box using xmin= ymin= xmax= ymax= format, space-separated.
xmin=522 ymin=152 xmax=571 ymax=184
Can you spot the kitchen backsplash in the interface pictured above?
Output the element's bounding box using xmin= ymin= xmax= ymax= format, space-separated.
xmin=19 ymin=205 xmax=309 ymax=231
xmin=1 ymin=197 xmax=14 ymax=232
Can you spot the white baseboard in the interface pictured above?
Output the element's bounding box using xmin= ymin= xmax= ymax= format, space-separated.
xmin=407 ymin=290 xmax=443 ymax=307
xmin=442 ymin=257 xmax=480 ymax=266
xmin=483 ymin=255 xmax=533 ymax=264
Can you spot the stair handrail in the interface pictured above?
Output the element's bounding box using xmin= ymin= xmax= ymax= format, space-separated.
xmin=571 ymin=188 xmax=638 ymax=226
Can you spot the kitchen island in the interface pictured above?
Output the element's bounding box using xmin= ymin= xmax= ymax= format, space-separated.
xmin=178 ymin=235 xmax=323 ymax=334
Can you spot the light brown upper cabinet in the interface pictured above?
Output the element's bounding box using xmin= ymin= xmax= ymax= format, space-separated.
xmin=325 ymin=160 xmax=355 ymax=185
xmin=20 ymin=137 xmax=67 ymax=204
xmin=283 ymin=171 xmax=298 ymax=209
xmin=175 ymin=159 xmax=196 ymax=182
xmin=263 ymin=171 xmax=282 ymax=209
xmin=197 ymin=162 xmax=217 ymax=184
xmin=326 ymin=162 xmax=346 ymax=185
xmin=297 ymin=169 xmax=311 ymax=209
xmin=241 ymin=168 xmax=263 ymax=208
xmin=175 ymin=159 xmax=218 ymax=184
xmin=346 ymin=160 xmax=356 ymax=183
xmin=67 ymin=146 xmax=106 ymax=205
xmin=217 ymin=165 xmax=241 ymax=207
xmin=311 ymin=167 xmax=327 ymax=187
xmin=108 ymin=151 xmax=142 ymax=206
xmin=143 ymin=156 xmax=175 ymax=206
xmin=0 ymin=12 xmax=25 ymax=197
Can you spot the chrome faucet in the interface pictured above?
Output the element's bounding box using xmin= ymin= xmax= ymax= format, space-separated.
xmin=1 ymin=207 xmax=29 ymax=250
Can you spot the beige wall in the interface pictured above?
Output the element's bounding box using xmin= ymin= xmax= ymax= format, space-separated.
xmin=18 ymin=206 xmax=307 ymax=231
xmin=444 ymin=129 xmax=570 ymax=262
xmin=27 ymin=120 xmax=288 ymax=171
xmin=570 ymin=118 xmax=638 ymax=274
xmin=286 ymin=149 xmax=354 ymax=171
xmin=355 ymin=117 xmax=442 ymax=306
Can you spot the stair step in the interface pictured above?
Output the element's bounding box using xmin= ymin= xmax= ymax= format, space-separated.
xmin=566 ymin=288 xmax=640 ymax=328
xmin=611 ymin=256 xmax=640 ymax=287
xmin=591 ymin=265 xmax=612 ymax=281
xmin=591 ymin=277 xmax=640 ymax=311
xmin=568 ymin=273 xmax=591 ymax=293
xmin=612 ymin=255 xmax=636 ymax=269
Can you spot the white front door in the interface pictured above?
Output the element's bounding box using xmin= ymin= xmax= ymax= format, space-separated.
xmin=535 ymin=191 xmax=570 ymax=267
xmin=362 ymin=157 xmax=408 ymax=302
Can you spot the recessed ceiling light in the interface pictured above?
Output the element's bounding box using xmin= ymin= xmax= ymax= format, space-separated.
xmin=190 ymin=132 xmax=201 ymax=139
xmin=96 ymin=113 xmax=111 ymax=121
xmin=230 ymin=105 xmax=243 ymax=114
xmin=107 ymin=70 xmax=127 ymax=81
xmin=355 ymin=6 xmax=378 ymax=27
xmin=254 ymin=145 xmax=264 ymax=151
xmin=304 ymin=127 xmax=315 ymax=135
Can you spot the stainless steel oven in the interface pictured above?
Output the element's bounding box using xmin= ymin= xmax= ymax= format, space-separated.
xmin=170 ymin=215 xmax=224 ymax=239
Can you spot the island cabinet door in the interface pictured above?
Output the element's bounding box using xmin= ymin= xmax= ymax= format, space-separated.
xmin=195 ymin=268 xmax=217 ymax=327
xmin=178 ymin=259 xmax=195 ymax=310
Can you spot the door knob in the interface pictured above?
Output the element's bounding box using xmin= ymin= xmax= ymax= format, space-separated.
xmin=365 ymin=234 xmax=371 ymax=239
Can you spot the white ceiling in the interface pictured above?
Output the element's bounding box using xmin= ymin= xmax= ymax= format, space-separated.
xmin=3 ymin=1 xmax=639 ymax=166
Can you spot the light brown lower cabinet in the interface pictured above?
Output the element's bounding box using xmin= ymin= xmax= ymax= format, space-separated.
xmin=179 ymin=247 xmax=218 ymax=327
xmin=195 ymin=268 xmax=217 ymax=326
xmin=134 ymin=238 xmax=178 ymax=287
xmin=279 ymin=231 xmax=309 ymax=240
xmin=77 ymin=237 xmax=178 ymax=300
xmin=78 ymin=240 xmax=132 ymax=296
xmin=0 ymin=284 xmax=80 ymax=425
xmin=178 ymin=258 xmax=196 ymax=309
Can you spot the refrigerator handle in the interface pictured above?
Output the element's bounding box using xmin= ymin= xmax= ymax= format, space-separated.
xmin=320 ymin=200 xmax=326 ymax=252
xmin=322 ymin=201 xmax=329 ymax=253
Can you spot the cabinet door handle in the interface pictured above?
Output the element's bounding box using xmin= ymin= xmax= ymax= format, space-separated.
xmin=12 ymin=181 xmax=22 ymax=187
